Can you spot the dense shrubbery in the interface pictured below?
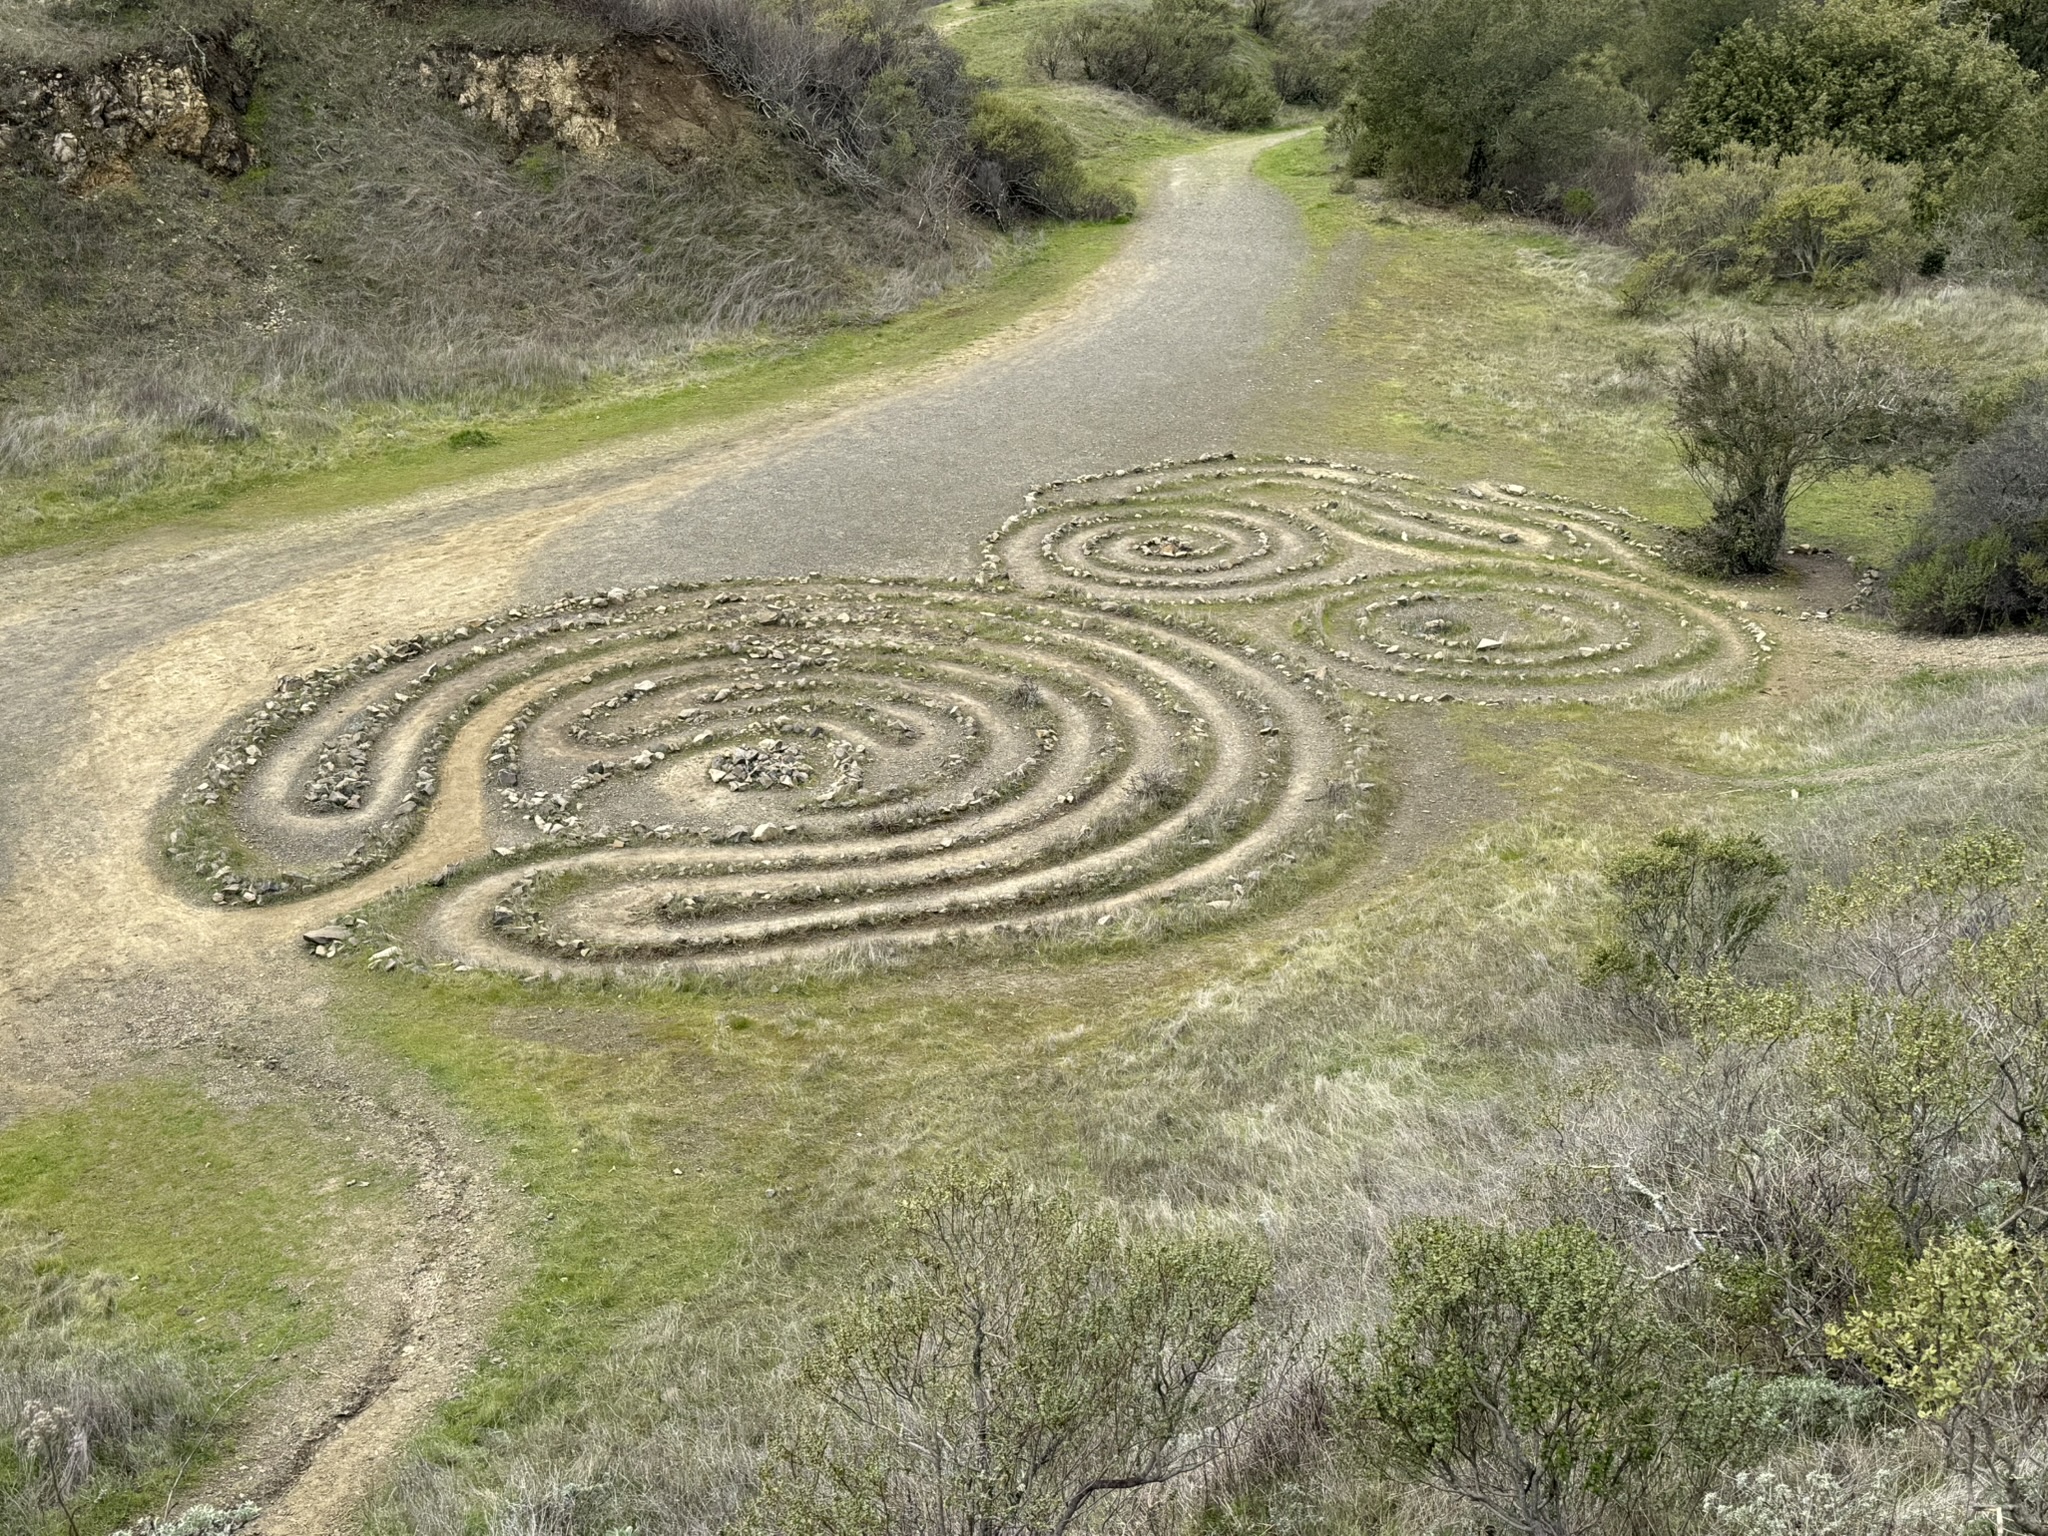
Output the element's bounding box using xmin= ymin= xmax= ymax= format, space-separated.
xmin=1890 ymin=407 xmax=2048 ymax=633
xmin=967 ymin=94 xmax=1135 ymax=222
xmin=1620 ymin=0 xmax=1783 ymax=111
xmin=1335 ymin=1220 xmax=1701 ymax=1536
xmin=1624 ymin=142 xmax=1920 ymax=304
xmin=1954 ymin=92 xmax=2048 ymax=278
xmin=1034 ymin=0 xmax=1282 ymax=130
xmin=1267 ymin=20 xmax=1346 ymax=107
xmin=1329 ymin=0 xmax=1640 ymax=218
xmin=1329 ymin=0 xmax=2043 ymax=269
xmin=1661 ymin=0 xmax=2035 ymax=211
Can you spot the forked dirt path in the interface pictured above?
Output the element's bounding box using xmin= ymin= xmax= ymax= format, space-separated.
xmin=8 ymin=127 xmax=2048 ymax=1534
xmin=0 ymin=134 xmax=1313 ymax=1532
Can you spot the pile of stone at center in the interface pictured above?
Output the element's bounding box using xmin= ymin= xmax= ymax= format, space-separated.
xmin=708 ymin=739 xmax=812 ymax=791
xmin=1137 ymin=534 xmax=1205 ymax=559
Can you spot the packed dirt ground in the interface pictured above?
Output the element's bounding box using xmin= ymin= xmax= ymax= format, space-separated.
xmin=6 ymin=124 xmax=2048 ymax=1536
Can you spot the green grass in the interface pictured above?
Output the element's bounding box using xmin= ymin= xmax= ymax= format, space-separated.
xmin=0 ymin=1078 xmax=405 ymax=1528
xmin=934 ymin=0 xmax=1080 ymax=86
xmin=1251 ymin=135 xmax=2048 ymax=565
xmin=342 ymin=963 xmax=1135 ymax=1524
xmin=0 ymin=1080 xmax=400 ymax=1367
xmin=1 ymin=218 xmax=1129 ymax=563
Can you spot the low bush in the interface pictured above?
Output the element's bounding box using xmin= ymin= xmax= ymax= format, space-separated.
xmin=1668 ymin=322 xmax=1958 ymax=574
xmin=1624 ymin=143 xmax=1919 ymax=304
xmin=742 ymin=1169 xmax=1275 ymax=1536
xmin=1890 ymin=407 xmax=2048 ymax=634
xmin=1585 ymin=827 xmax=1788 ymax=999
xmin=967 ymin=94 xmax=1134 ymax=223
xmin=1036 ymin=0 xmax=1281 ymax=131
xmin=1334 ymin=1219 xmax=1703 ymax=1536
xmin=1829 ymin=1229 xmax=2048 ymax=1527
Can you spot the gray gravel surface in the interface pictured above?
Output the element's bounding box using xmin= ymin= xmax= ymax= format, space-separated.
xmin=527 ymin=138 xmax=1308 ymax=589
xmin=0 ymin=135 xmax=1306 ymax=893
xmin=0 ymin=134 xmax=1311 ymax=1532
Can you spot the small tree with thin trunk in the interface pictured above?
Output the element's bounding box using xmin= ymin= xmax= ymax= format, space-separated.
xmin=743 ymin=1169 xmax=1274 ymax=1536
xmin=1670 ymin=321 xmax=1956 ymax=574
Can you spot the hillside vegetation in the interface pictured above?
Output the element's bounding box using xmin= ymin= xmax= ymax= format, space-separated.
xmin=1323 ymin=0 xmax=2048 ymax=614
xmin=0 ymin=0 xmax=1145 ymax=553
xmin=8 ymin=1 xmax=2048 ymax=1535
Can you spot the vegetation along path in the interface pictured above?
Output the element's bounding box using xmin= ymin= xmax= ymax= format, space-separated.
xmin=0 ymin=132 xmax=1316 ymax=1532
xmin=12 ymin=125 xmax=2048 ymax=1535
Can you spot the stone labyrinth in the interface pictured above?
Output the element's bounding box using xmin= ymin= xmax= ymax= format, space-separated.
xmin=166 ymin=458 xmax=1766 ymax=979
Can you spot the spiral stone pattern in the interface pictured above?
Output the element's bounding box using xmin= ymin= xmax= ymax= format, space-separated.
xmin=167 ymin=458 xmax=1761 ymax=977
xmin=986 ymin=456 xmax=1760 ymax=705
xmin=167 ymin=578 xmax=1367 ymax=976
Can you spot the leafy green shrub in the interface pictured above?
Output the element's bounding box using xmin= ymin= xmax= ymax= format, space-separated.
xmin=1804 ymin=994 xmax=1984 ymax=1255
xmin=1661 ymin=0 xmax=2035 ymax=213
xmin=1334 ymin=1220 xmax=1691 ymax=1536
xmin=1488 ymin=69 xmax=1654 ymax=226
xmin=966 ymin=94 xmax=1134 ymax=223
xmin=1330 ymin=0 xmax=1650 ymax=224
xmin=1586 ymin=827 xmax=1789 ymax=994
xmin=743 ymin=1169 xmax=1274 ymax=1536
xmin=1890 ymin=408 xmax=2048 ymax=634
xmin=1668 ymin=322 xmax=1958 ymax=574
xmin=1829 ymin=1229 xmax=2048 ymax=1527
xmin=1268 ymin=23 xmax=1346 ymax=107
xmin=1625 ymin=143 xmax=1919 ymax=303
xmin=1944 ymin=132 xmax=2048 ymax=290
xmin=1979 ymin=0 xmax=2048 ymax=73
xmin=1619 ymin=0 xmax=1784 ymax=111
xmin=1036 ymin=0 xmax=1280 ymax=130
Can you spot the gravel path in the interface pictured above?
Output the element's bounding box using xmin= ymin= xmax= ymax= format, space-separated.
xmin=0 ymin=132 xmax=1313 ymax=1533
xmin=3 ymin=123 xmax=2044 ymax=1535
xmin=525 ymin=138 xmax=1308 ymax=590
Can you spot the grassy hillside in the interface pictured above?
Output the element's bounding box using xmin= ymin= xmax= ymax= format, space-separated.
xmin=1255 ymin=135 xmax=2048 ymax=564
xmin=0 ymin=0 xmax=963 ymax=552
xmin=0 ymin=0 xmax=1219 ymax=558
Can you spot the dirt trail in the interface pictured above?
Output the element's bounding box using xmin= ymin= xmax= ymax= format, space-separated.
xmin=8 ymin=122 xmax=2045 ymax=1533
xmin=0 ymin=134 xmax=1313 ymax=1532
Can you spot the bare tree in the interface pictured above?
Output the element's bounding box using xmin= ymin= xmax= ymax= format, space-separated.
xmin=742 ymin=1170 xmax=1275 ymax=1536
xmin=1670 ymin=322 xmax=1957 ymax=574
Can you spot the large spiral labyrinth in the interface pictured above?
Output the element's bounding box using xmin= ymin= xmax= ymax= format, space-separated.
xmin=167 ymin=459 xmax=1763 ymax=977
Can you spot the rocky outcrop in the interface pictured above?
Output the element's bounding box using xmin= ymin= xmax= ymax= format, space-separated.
xmin=1 ymin=29 xmax=258 ymax=190
xmin=426 ymin=36 xmax=750 ymax=165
